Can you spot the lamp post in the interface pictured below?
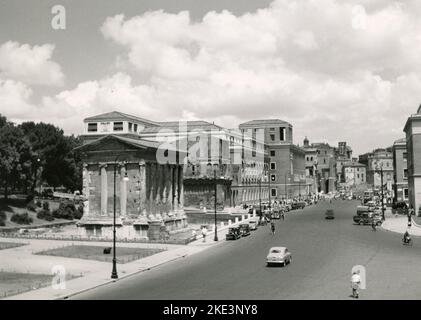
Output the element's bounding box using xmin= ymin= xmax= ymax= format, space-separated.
xmin=111 ymin=156 xmax=129 ymax=279
xmin=380 ymin=165 xmax=385 ymax=221
xmin=268 ymin=168 xmax=271 ymax=209
xmin=214 ymin=169 xmax=218 ymax=242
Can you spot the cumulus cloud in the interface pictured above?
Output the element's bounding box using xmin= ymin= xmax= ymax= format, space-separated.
xmin=4 ymin=0 xmax=421 ymax=155
xmin=0 ymin=41 xmax=64 ymax=86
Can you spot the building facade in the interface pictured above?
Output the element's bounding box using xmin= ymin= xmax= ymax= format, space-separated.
xmin=359 ymin=148 xmax=394 ymax=192
xmin=239 ymin=120 xmax=307 ymax=200
xmin=392 ymin=138 xmax=409 ymax=204
xmin=342 ymin=162 xmax=366 ymax=188
xmin=404 ymin=105 xmax=421 ymax=215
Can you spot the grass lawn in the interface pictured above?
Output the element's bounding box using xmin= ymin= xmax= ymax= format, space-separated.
xmin=0 ymin=242 xmax=26 ymax=250
xmin=36 ymin=245 xmax=166 ymax=264
xmin=0 ymin=271 xmax=79 ymax=298
xmin=0 ymin=272 xmax=54 ymax=298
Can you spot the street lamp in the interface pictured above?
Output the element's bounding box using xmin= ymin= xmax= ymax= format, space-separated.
xmin=111 ymin=156 xmax=129 ymax=280
xmin=213 ymin=164 xmax=224 ymax=242
xmin=284 ymin=173 xmax=290 ymax=201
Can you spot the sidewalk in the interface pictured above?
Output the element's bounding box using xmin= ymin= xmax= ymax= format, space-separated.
xmin=2 ymin=214 xmax=257 ymax=300
xmin=381 ymin=215 xmax=421 ymax=236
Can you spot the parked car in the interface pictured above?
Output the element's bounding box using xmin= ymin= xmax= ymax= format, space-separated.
xmin=249 ymin=219 xmax=258 ymax=231
xmin=266 ymin=247 xmax=292 ymax=267
xmin=271 ymin=209 xmax=280 ymax=219
xmin=226 ymin=227 xmax=241 ymax=240
xmin=353 ymin=212 xmax=382 ymax=225
xmin=239 ymin=223 xmax=251 ymax=237
xmin=325 ymin=209 xmax=335 ymax=219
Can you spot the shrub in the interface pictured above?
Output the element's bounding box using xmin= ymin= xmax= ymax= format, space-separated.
xmin=0 ymin=220 xmax=5 ymax=227
xmin=26 ymin=200 xmax=38 ymax=212
xmin=26 ymin=193 xmax=35 ymax=203
xmin=37 ymin=209 xmax=54 ymax=221
xmin=74 ymin=203 xmax=84 ymax=220
xmin=52 ymin=201 xmax=78 ymax=220
xmin=36 ymin=200 xmax=42 ymax=207
xmin=42 ymin=201 xmax=50 ymax=211
xmin=0 ymin=211 xmax=6 ymax=221
xmin=11 ymin=213 xmax=33 ymax=225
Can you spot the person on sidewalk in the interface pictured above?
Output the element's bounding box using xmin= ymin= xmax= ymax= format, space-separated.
xmin=201 ymin=226 xmax=208 ymax=242
xmin=350 ymin=270 xmax=361 ymax=299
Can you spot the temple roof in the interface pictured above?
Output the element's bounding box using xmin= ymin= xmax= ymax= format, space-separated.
xmin=84 ymin=111 xmax=160 ymax=126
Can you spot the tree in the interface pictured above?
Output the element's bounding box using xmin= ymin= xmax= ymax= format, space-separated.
xmin=0 ymin=118 xmax=31 ymax=200
xmin=19 ymin=122 xmax=83 ymax=192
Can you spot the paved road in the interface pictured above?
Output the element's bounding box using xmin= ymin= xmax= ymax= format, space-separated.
xmin=72 ymin=200 xmax=421 ymax=299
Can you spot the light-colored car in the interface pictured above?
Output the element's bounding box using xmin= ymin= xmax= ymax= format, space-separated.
xmin=266 ymin=247 xmax=292 ymax=267
xmin=249 ymin=219 xmax=258 ymax=230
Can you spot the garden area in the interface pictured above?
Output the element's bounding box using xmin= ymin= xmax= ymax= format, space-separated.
xmin=0 ymin=241 xmax=26 ymax=250
xmin=36 ymin=245 xmax=166 ymax=264
xmin=0 ymin=196 xmax=83 ymax=228
xmin=0 ymin=271 xmax=78 ymax=298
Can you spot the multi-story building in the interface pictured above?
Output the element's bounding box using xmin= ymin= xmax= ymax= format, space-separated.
xmin=303 ymin=139 xmax=337 ymax=194
xmin=239 ymin=120 xmax=306 ymax=200
xmin=82 ymin=111 xmax=270 ymax=211
xmin=392 ymin=138 xmax=409 ymax=204
xmin=359 ymin=148 xmax=394 ymax=192
xmin=403 ymin=105 xmax=421 ymax=215
xmin=303 ymin=137 xmax=318 ymax=194
xmin=335 ymin=142 xmax=353 ymax=185
xmin=342 ymin=162 xmax=366 ymax=188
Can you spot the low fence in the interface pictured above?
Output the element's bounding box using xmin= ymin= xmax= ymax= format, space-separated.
xmin=0 ymin=232 xmax=197 ymax=245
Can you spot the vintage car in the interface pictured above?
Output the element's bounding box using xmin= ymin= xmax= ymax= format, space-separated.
xmin=291 ymin=201 xmax=306 ymax=210
xmin=353 ymin=212 xmax=382 ymax=226
xmin=271 ymin=209 xmax=281 ymax=219
xmin=249 ymin=219 xmax=258 ymax=230
xmin=239 ymin=223 xmax=251 ymax=237
xmin=266 ymin=247 xmax=292 ymax=267
xmin=226 ymin=227 xmax=241 ymax=240
xmin=325 ymin=209 xmax=335 ymax=219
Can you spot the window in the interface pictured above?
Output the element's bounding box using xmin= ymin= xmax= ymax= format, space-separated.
xmin=324 ymin=159 xmax=326 ymax=164
xmin=134 ymin=124 xmax=138 ymax=132
xmin=404 ymin=188 xmax=409 ymax=200
xmin=311 ymin=157 xmax=313 ymax=161
xmin=270 ymin=162 xmax=276 ymax=170
xmin=270 ymin=134 xmax=275 ymax=141
xmin=270 ymin=127 xmax=275 ymax=131
xmin=403 ymin=152 xmax=407 ymax=160
xmin=361 ymin=174 xmax=364 ymax=181
xmin=270 ymin=150 xmax=275 ymax=157
xmin=357 ymin=174 xmax=360 ymax=178
xmin=113 ymin=122 xmax=124 ymax=131
xmin=271 ymin=174 xmax=276 ymax=182
xmin=280 ymin=127 xmax=285 ymax=141
xmin=404 ymin=169 xmax=408 ymax=180
xmin=87 ymin=123 xmax=97 ymax=132
xmin=271 ymin=188 xmax=277 ymax=197
xmin=128 ymin=122 xmax=133 ymax=132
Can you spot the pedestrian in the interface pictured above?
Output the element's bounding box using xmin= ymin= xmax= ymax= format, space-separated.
xmin=201 ymin=226 xmax=208 ymax=242
xmin=350 ymin=270 xmax=361 ymax=299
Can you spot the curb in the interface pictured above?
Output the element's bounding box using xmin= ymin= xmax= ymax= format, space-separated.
xmin=57 ymin=253 xmax=189 ymax=300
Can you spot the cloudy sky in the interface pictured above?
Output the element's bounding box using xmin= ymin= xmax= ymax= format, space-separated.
xmin=1 ymin=0 xmax=421 ymax=156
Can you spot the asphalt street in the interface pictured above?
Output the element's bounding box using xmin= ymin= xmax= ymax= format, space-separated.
xmin=72 ymin=200 xmax=421 ymax=299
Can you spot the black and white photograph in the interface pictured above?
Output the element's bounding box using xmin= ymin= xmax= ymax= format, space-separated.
xmin=1 ymin=0 xmax=421 ymax=305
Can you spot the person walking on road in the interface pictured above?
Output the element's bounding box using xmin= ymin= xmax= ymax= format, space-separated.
xmin=350 ymin=270 xmax=361 ymax=299
xmin=270 ymin=221 xmax=275 ymax=235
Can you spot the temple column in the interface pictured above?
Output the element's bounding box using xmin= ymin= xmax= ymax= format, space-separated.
xmin=178 ymin=165 xmax=184 ymax=213
xmin=173 ymin=165 xmax=179 ymax=212
xmin=100 ymin=164 xmax=108 ymax=216
xmin=120 ymin=165 xmax=127 ymax=217
xmin=139 ymin=160 xmax=147 ymax=217
xmin=82 ymin=164 xmax=90 ymax=217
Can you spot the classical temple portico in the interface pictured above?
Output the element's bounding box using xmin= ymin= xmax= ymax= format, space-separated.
xmin=76 ymin=135 xmax=187 ymax=240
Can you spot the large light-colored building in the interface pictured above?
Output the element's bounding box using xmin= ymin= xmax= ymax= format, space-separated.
xmin=404 ymin=105 xmax=421 ymax=215
xmin=392 ymin=138 xmax=409 ymax=204
xmin=359 ymin=148 xmax=394 ymax=192
xmin=342 ymin=162 xmax=366 ymax=188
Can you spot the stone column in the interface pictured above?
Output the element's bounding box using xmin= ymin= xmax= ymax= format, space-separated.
xmin=167 ymin=165 xmax=173 ymax=212
xmin=82 ymin=164 xmax=90 ymax=217
xmin=178 ymin=165 xmax=184 ymax=213
xmin=120 ymin=165 xmax=127 ymax=217
xmin=139 ymin=160 xmax=147 ymax=217
xmin=173 ymin=165 xmax=179 ymax=212
xmin=100 ymin=163 xmax=108 ymax=216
